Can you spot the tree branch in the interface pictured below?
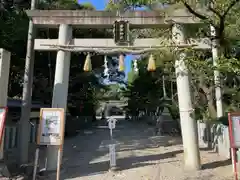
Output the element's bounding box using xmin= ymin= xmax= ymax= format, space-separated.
xmin=199 ymin=79 xmax=210 ymax=95
xmin=208 ymin=5 xmax=222 ymax=18
xmin=183 ymin=2 xmax=207 ymax=20
xmin=218 ymin=0 xmax=240 ymax=43
xmin=182 ymin=1 xmax=215 ymax=26
xmin=223 ymin=0 xmax=240 ymax=18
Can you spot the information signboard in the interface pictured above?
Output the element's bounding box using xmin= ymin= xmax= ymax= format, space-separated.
xmin=228 ymin=112 xmax=240 ymax=180
xmin=229 ymin=112 xmax=240 ymax=148
xmin=0 ymin=107 xmax=7 ymax=145
xmin=37 ymin=108 xmax=65 ymax=146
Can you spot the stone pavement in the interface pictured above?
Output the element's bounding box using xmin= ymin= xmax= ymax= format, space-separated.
xmin=46 ymin=119 xmax=234 ymax=180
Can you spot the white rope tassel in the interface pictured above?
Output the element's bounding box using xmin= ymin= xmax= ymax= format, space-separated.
xmin=133 ymin=59 xmax=138 ymax=73
xmin=103 ymin=55 xmax=109 ymax=77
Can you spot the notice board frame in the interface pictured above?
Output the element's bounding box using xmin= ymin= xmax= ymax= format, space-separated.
xmin=37 ymin=108 xmax=65 ymax=146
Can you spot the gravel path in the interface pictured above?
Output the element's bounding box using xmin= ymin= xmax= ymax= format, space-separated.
xmin=47 ymin=119 xmax=234 ymax=180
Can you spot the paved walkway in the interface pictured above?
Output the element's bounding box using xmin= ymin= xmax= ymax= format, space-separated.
xmin=48 ymin=119 xmax=234 ymax=180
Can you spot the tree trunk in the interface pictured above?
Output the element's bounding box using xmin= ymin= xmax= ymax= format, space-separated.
xmin=199 ymin=81 xmax=217 ymax=119
xmin=207 ymin=93 xmax=217 ymax=119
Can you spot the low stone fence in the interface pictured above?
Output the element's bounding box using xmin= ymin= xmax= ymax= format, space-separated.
xmin=3 ymin=120 xmax=38 ymax=153
xmin=197 ymin=121 xmax=230 ymax=159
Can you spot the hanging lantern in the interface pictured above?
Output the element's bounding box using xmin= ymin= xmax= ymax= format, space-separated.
xmin=83 ymin=53 xmax=92 ymax=72
xmin=118 ymin=54 xmax=125 ymax=72
xmin=147 ymin=54 xmax=156 ymax=72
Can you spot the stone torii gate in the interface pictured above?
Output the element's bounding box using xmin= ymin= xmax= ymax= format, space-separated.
xmin=26 ymin=9 xmax=211 ymax=171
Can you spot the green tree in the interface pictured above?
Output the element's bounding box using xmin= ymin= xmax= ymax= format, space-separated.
xmin=0 ymin=0 xmax=111 ymax=118
xmin=124 ymin=57 xmax=165 ymax=117
xmin=108 ymin=0 xmax=240 ymax=121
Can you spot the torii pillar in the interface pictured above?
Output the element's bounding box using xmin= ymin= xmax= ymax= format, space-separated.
xmin=173 ymin=24 xmax=201 ymax=170
xmin=46 ymin=24 xmax=72 ymax=171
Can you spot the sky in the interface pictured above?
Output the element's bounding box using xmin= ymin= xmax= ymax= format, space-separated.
xmin=80 ymin=0 xmax=133 ymax=80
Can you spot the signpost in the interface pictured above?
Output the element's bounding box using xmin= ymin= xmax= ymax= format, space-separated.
xmin=109 ymin=144 xmax=116 ymax=167
xmin=228 ymin=112 xmax=240 ymax=180
xmin=107 ymin=117 xmax=117 ymax=170
xmin=107 ymin=117 xmax=117 ymax=139
xmin=33 ymin=108 xmax=65 ymax=180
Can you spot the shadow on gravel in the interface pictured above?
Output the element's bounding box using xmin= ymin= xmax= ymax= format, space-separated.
xmin=199 ymin=147 xmax=214 ymax=151
xmin=57 ymin=120 xmax=183 ymax=179
xmin=114 ymin=136 xmax=182 ymax=153
xmin=117 ymin=149 xmax=183 ymax=170
xmin=62 ymin=149 xmax=183 ymax=179
xmin=113 ymin=125 xmax=182 ymax=153
xmin=202 ymin=159 xmax=232 ymax=170
xmin=184 ymin=174 xmax=214 ymax=180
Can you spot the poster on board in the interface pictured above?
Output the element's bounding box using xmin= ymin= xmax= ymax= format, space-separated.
xmin=37 ymin=108 xmax=65 ymax=146
xmin=0 ymin=107 xmax=7 ymax=145
xmin=228 ymin=112 xmax=240 ymax=180
xmin=229 ymin=112 xmax=240 ymax=148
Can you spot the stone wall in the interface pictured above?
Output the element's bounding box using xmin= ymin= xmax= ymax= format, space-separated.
xmin=197 ymin=121 xmax=230 ymax=159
